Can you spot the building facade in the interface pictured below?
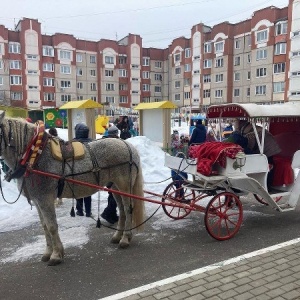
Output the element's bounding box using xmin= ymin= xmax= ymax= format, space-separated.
xmin=0 ymin=0 xmax=299 ymax=115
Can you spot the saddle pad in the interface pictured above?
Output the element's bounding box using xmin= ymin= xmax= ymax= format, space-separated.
xmin=50 ymin=139 xmax=85 ymax=161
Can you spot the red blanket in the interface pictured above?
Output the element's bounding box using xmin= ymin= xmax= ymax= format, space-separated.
xmin=189 ymin=142 xmax=243 ymax=176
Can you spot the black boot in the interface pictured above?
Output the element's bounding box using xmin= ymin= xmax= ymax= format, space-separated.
xmin=76 ymin=199 xmax=84 ymax=216
xmin=84 ymin=196 xmax=92 ymax=217
xmin=101 ymin=193 xmax=119 ymax=224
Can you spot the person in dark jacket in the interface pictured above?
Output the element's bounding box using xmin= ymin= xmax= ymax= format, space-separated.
xmin=100 ymin=125 xmax=119 ymax=224
xmin=116 ymin=116 xmax=131 ymax=140
xmin=73 ymin=123 xmax=93 ymax=217
xmin=188 ymin=119 xmax=207 ymax=146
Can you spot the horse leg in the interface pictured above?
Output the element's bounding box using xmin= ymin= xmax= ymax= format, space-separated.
xmin=118 ymin=196 xmax=133 ymax=248
xmin=34 ymin=202 xmax=53 ymax=262
xmin=111 ymin=195 xmax=125 ymax=244
xmin=36 ymin=198 xmax=64 ymax=266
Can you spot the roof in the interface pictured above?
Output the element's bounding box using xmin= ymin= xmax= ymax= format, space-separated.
xmin=134 ymin=101 xmax=177 ymax=110
xmin=206 ymin=102 xmax=300 ymax=119
xmin=59 ymin=99 xmax=103 ymax=110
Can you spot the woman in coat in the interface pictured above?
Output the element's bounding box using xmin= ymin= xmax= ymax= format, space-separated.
xmin=116 ymin=116 xmax=131 ymax=140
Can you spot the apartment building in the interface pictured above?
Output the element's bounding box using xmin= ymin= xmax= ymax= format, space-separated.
xmin=0 ymin=0 xmax=299 ymax=115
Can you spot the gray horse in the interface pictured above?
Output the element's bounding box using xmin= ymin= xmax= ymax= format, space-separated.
xmin=0 ymin=111 xmax=145 ymax=266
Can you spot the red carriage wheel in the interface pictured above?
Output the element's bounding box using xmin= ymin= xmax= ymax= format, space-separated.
xmin=204 ymin=192 xmax=243 ymax=241
xmin=253 ymin=194 xmax=282 ymax=205
xmin=162 ymin=181 xmax=194 ymax=220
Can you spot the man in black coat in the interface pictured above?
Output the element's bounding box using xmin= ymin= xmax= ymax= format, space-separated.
xmin=74 ymin=123 xmax=93 ymax=217
xmin=188 ymin=119 xmax=207 ymax=146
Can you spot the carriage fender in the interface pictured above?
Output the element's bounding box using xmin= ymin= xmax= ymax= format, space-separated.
xmin=287 ymin=150 xmax=300 ymax=207
xmin=227 ymin=175 xmax=279 ymax=209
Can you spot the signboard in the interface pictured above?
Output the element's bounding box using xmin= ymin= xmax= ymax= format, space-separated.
xmin=44 ymin=108 xmax=67 ymax=128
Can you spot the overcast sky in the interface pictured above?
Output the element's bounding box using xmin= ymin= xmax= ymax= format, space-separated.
xmin=1 ymin=0 xmax=288 ymax=48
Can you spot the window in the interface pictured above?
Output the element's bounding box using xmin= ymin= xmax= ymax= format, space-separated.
xmin=175 ymin=67 xmax=181 ymax=75
xmin=204 ymin=42 xmax=212 ymax=53
xmin=0 ymin=76 xmax=3 ymax=85
xmin=193 ymin=55 xmax=200 ymax=60
xmin=247 ymin=71 xmax=251 ymax=80
xmin=175 ymin=94 xmax=180 ymax=101
xmin=28 ymin=85 xmax=38 ymax=90
xmin=77 ymin=96 xmax=84 ymax=100
xmin=60 ymin=65 xmax=71 ymax=74
xmin=203 ymin=74 xmax=211 ymax=83
xmin=292 ymin=51 xmax=300 ymax=57
xmin=132 ymin=78 xmax=139 ymax=81
xmin=203 ymin=89 xmax=210 ymax=98
xmin=10 ymin=75 xmax=22 ymax=85
xmin=142 ymin=57 xmax=150 ymax=66
xmin=90 ymin=55 xmax=96 ymax=64
xmin=256 ymin=67 xmax=267 ymax=77
xmin=184 ymin=78 xmax=190 ymax=86
xmin=76 ymin=53 xmax=83 ymax=62
xmin=27 ymin=55 xmax=37 ymax=60
xmin=193 ymin=70 xmax=200 ymax=74
xmin=247 ymin=54 xmax=251 ymax=63
xmin=193 ymin=84 xmax=199 ymax=88
xmin=28 ymin=70 xmax=38 ymax=74
xmin=184 ymin=64 xmax=191 ymax=72
xmin=256 ymin=29 xmax=268 ymax=43
xmin=256 ymin=49 xmax=267 ymax=60
xmin=43 ymin=46 xmax=54 ymax=57
xmin=119 ymin=96 xmax=127 ymax=103
xmin=275 ymin=22 xmax=288 ymax=35
xmin=142 ymin=71 xmax=149 ymax=79
xmin=142 ymin=97 xmax=150 ymax=103
xmin=43 ymin=78 xmax=54 ymax=86
xmin=185 ymin=48 xmax=191 ymax=58
xmin=44 ymin=93 xmax=55 ymax=101
xmin=235 ymin=39 xmax=241 ymax=49
xmin=155 ymin=61 xmax=162 ymax=68
xmin=43 ymin=63 xmax=54 ymax=72
xmin=215 ymin=89 xmax=223 ymax=98
xmin=77 ymin=68 xmax=83 ymax=76
xmin=155 ymin=73 xmax=162 ymax=81
xmin=10 ymin=60 xmax=21 ymax=69
xmin=91 ymin=96 xmax=97 ymax=101
xmin=119 ymin=56 xmax=127 ymax=64
xmin=234 ymin=72 xmax=240 ymax=81
xmin=119 ymin=84 xmax=127 ymax=90
xmin=131 ymin=64 xmax=139 ymax=68
xmin=105 ymin=56 xmax=114 ymax=64
xmin=77 ymin=82 xmax=83 ymax=89
xmin=119 ymin=69 xmax=127 ymax=77
xmin=11 ymin=92 xmax=23 ymax=100
xmin=214 ymin=41 xmax=224 ymax=53
xmin=291 ymin=91 xmax=300 ymax=96
xmin=90 ymin=70 xmax=96 ymax=76
xmin=273 ymin=82 xmax=284 ymax=93
xmin=175 ymin=81 xmax=180 ymax=88
xmin=154 ymin=86 xmax=161 ymax=93
xmin=215 ymin=74 xmax=223 ymax=82
xmin=61 ymin=81 xmax=71 ymax=88
xmin=105 ymin=83 xmax=115 ymax=91
xmin=0 ymin=60 xmax=2 ymax=69
xmin=9 ymin=42 xmax=20 ymax=53
xmin=291 ymin=71 xmax=300 ymax=76
xmin=234 ymin=89 xmax=240 ymax=97
xmin=247 ymin=88 xmax=250 ymax=97
xmin=204 ymin=59 xmax=212 ymax=68
xmin=184 ymin=92 xmax=190 ymax=99
xmin=215 ymin=58 xmax=224 ymax=68
xmin=105 ymin=70 xmax=114 ymax=77
xmin=274 ymin=43 xmax=286 ymax=55
xmin=174 ymin=53 xmax=181 ymax=62
xmin=90 ymin=83 xmax=97 ymax=91
xmin=234 ymin=56 xmax=240 ymax=66
xmin=274 ymin=63 xmax=285 ymax=74
xmin=255 ymin=85 xmax=266 ymax=95
xmin=61 ymin=95 xmax=71 ymax=102
xmin=60 ymin=50 xmax=71 ymax=60
xmin=142 ymin=84 xmax=150 ymax=91
xmin=293 ymin=31 xmax=300 ymax=37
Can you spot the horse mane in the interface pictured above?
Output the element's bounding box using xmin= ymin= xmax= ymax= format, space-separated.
xmin=3 ymin=116 xmax=36 ymax=157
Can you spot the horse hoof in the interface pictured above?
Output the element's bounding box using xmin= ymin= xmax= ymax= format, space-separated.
xmin=110 ymin=236 xmax=121 ymax=244
xmin=118 ymin=241 xmax=130 ymax=249
xmin=41 ymin=255 xmax=51 ymax=262
xmin=47 ymin=259 xmax=62 ymax=266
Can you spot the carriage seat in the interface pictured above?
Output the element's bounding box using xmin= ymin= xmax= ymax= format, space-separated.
xmin=272 ymin=132 xmax=300 ymax=186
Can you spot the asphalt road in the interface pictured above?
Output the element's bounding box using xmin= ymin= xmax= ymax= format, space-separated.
xmin=1 ymin=195 xmax=300 ymax=300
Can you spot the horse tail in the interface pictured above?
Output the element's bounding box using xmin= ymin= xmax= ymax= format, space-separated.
xmin=132 ymin=164 xmax=145 ymax=232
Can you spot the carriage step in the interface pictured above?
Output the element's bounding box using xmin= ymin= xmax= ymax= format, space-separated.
xmin=277 ymin=203 xmax=296 ymax=212
xmin=182 ymin=182 xmax=216 ymax=191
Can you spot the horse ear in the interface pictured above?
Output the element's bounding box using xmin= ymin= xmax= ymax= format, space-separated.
xmin=0 ymin=110 xmax=5 ymax=123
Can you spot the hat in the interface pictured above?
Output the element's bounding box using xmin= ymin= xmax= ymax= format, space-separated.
xmin=108 ymin=125 xmax=118 ymax=136
xmin=196 ymin=119 xmax=203 ymax=125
